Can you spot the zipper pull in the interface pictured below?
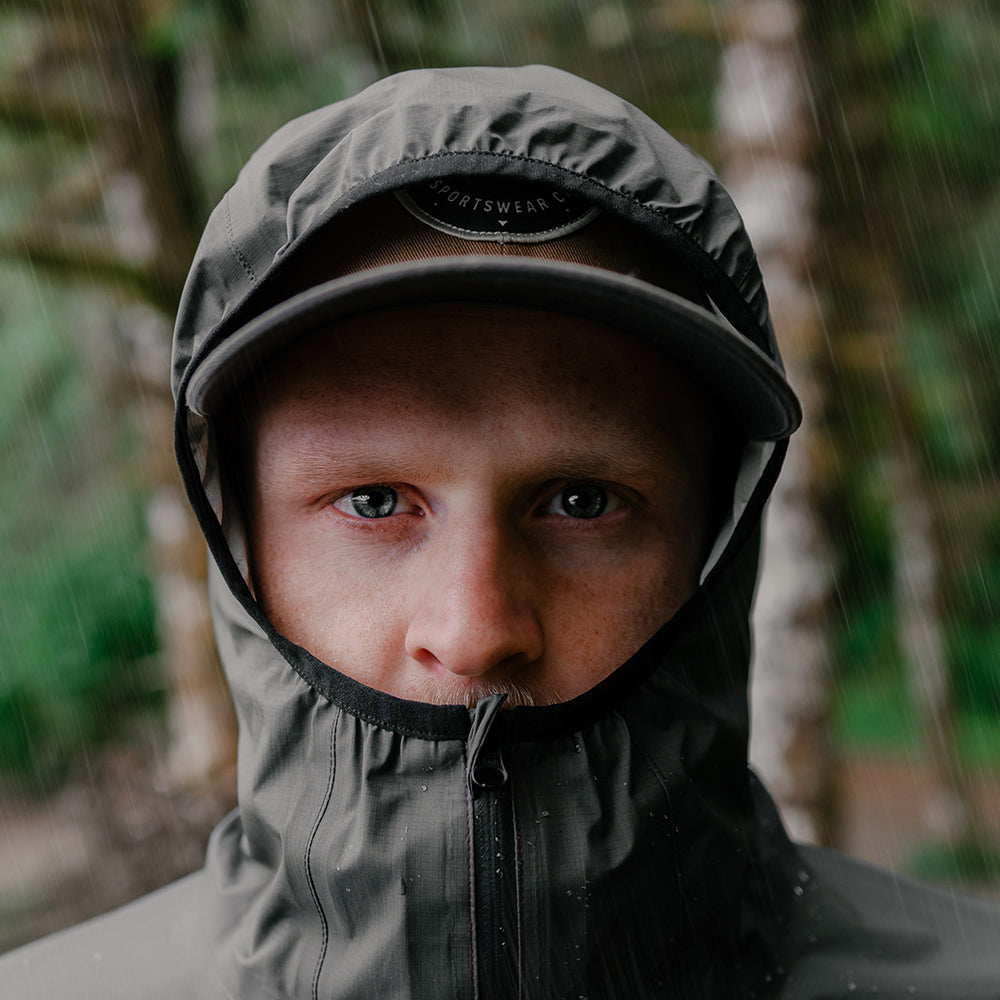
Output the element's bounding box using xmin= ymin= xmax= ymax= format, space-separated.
xmin=467 ymin=693 xmax=508 ymax=793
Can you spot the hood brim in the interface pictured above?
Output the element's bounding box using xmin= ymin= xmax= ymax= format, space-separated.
xmin=185 ymin=255 xmax=801 ymax=440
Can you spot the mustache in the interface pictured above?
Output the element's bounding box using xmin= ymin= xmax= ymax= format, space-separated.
xmin=406 ymin=675 xmax=566 ymax=709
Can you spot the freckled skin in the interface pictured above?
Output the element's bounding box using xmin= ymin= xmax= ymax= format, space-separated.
xmin=242 ymin=303 xmax=712 ymax=707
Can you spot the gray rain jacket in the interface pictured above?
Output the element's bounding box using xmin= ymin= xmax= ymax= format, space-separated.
xmin=5 ymin=66 xmax=1000 ymax=1000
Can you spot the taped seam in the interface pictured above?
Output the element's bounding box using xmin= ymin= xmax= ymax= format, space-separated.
xmin=307 ymin=708 xmax=341 ymax=1000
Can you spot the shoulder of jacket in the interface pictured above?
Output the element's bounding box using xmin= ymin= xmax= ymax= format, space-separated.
xmin=0 ymin=871 xmax=224 ymax=1000
xmin=772 ymin=844 xmax=1000 ymax=999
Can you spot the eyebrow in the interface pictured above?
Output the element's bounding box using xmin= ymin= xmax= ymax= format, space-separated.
xmin=276 ymin=442 xmax=675 ymax=490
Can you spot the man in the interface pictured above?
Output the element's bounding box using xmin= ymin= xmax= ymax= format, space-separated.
xmin=5 ymin=64 xmax=1000 ymax=999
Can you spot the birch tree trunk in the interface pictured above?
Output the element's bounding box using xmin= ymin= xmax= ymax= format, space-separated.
xmin=716 ymin=0 xmax=836 ymax=844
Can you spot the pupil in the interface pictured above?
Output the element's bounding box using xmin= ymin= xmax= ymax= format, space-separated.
xmin=561 ymin=485 xmax=606 ymax=519
xmin=351 ymin=487 xmax=397 ymax=518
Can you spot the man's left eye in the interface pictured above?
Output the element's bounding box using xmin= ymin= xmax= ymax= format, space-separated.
xmin=544 ymin=484 xmax=625 ymax=519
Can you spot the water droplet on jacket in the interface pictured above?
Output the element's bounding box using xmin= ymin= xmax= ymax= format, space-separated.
xmin=541 ymin=810 xmax=550 ymax=818
xmin=420 ymin=784 xmax=428 ymax=791
xmin=793 ymin=885 xmax=804 ymax=896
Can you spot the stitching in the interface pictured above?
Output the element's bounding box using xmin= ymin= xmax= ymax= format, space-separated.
xmin=306 ymin=709 xmax=340 ymax=1000
xmin=224 ymin=193 xmax=257 ymax=283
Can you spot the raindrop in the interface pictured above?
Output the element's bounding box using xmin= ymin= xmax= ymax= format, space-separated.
xmin=540 ymin=810 xmax=550 ymax=818
xmin=419 ymin=784 xmax=428 ymax=792
xmin=793 ymin=885 xmax=804 ymax=896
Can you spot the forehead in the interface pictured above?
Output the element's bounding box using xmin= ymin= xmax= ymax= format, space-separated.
xmin=243 ymin=303 xmax=711 ymax=462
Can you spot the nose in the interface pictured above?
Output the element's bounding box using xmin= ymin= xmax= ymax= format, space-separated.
xmin=404 ymin=517 xmax=544 ymax=679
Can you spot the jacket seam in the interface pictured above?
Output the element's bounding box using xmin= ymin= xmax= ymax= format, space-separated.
xmin=224 ymin=192 xmax=257 ymax=283
xmin=306 ymin=708 xmax=340 ymax=1000
xmin=614 ymin=709 xmax=668 ymax=789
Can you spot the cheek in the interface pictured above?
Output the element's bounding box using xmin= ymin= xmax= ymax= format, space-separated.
xmin=543 ymin=536 xmax=701 ymax=691
xmin=250 ymin=514 xmax=412 ymax=669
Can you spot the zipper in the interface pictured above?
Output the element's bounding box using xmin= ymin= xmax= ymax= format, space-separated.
xmin=467 ymin=694 xmax=521 ymax=1000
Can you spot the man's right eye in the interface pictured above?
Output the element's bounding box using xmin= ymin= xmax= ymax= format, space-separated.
xmin=333 ymin=486 xmax=399 ymax=519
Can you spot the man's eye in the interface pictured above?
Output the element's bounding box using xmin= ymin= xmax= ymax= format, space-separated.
xmin=334 ymin=486 xmax=399 ymax=519
xmin=547 ymin=484 xmax=623 ymax=519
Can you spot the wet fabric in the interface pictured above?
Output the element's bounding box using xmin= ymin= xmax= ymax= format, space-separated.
xmin=5 ymin=65 xmax=1000 ymax=1000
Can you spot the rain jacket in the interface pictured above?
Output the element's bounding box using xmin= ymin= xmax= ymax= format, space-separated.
xmin=5 ymin=65 xmax=1000 ymax=1000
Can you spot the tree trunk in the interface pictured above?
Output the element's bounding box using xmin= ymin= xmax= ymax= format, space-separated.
xmin=717 ymin=0 xmax=836 ymax=845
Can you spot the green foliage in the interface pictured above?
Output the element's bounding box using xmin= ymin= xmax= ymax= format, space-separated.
xmin=833 ymin=665 xmax=919 ymax=753
xmin=0 ymin=501 xmax=160 ymax=786
xmin=0 ymin=267 xmax=160 ymax=787
xmin=811 ymin=0 xmax=1000 ymax=752
xmin=903 ymin=315 xmax=988 ymax=478
xmin=947 ymin=524 xmax=1000 ymax=717
xmin=907 ymin=833 xmax=1000 ymax=885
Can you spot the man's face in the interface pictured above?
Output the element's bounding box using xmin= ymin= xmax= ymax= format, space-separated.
xmin=243 ymin=303 xmax=714 ymax=707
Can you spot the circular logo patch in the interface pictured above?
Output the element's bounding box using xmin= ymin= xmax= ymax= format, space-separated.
xmin=397 ymin=177 xmax=600 ymax=244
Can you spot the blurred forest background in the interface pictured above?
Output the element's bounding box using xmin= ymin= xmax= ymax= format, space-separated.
xmin=2 ymin=0 xmax=1000 ymax=951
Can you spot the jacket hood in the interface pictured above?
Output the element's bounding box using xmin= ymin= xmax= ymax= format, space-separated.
xmin=172 ymin=65 xmax=801 ymax=999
